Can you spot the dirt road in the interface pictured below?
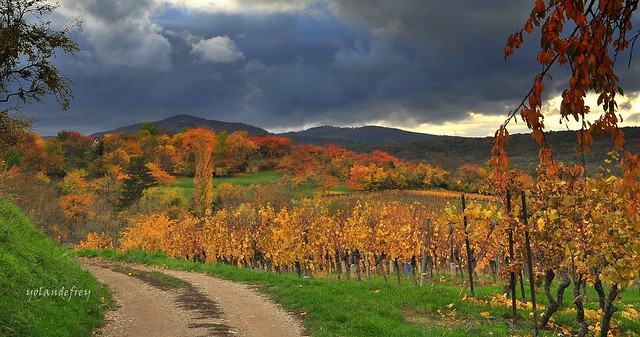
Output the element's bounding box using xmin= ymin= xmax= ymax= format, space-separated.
xmin=80 ymin=259 xmax=306 ymax=337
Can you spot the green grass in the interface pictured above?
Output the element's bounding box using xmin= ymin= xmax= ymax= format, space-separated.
xmin=174 ymin=171 xmax=354 ymax=201
xmin=174 ymin=171 xmax=283 ymax=201
xmin=0 ymin=199 xmax=112 ymax=337
xmin=76 ymin=249 xmax=640 ymax=337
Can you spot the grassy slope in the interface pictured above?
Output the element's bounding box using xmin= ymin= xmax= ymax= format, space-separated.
xmin=77 ymin=249 xmax=640 ymax=337
xmin=0 ymin=199 xmax=111 ymax=337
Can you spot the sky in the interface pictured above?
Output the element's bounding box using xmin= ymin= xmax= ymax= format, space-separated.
xmin=15 ymin=0 xmax=640 ymax=137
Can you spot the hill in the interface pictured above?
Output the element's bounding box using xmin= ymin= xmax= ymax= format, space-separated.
xmin=91 ymin=114 xmax=639 ymax=173
xmin=352 ymin=127 xmax=640 ymax=172
xmin=92 ymin=114 xmax=269 ymax=136
xmin=0 ymin=199 xmax=111 ymax=336
xmin=281 ymin=125 xmax=455 ymax=145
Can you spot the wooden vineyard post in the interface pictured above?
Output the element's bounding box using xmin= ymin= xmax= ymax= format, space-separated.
xmin=449 ymin=222 xmax=456 ymax=277
xmin=506 ymin=191 xmax=517 ymax=320
xmin=420 ymin=218 xmax=432 ymax=286
xmin=364 ymin=252 xmax=371 ymax=281
xmin=461 ymin=194 xmax=475 ymax=297
xmin=521 ymin=191 xmax=539 ymax=335
xmin=353 ymin=250 xmax=362 ymax=281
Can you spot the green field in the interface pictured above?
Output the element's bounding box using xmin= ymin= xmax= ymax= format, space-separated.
xmin=173 ymin=171 xmax=353 ymax=201
xmin=0 ymin=199 xmax=112 ymax=337
xmin=174 ymin=171 xmax=284 ymax=201
xmin=78 ymin=249 xmax=640 ymax=337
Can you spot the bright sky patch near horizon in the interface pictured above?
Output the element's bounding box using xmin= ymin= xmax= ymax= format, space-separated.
xmin=20 ymin=0 xmax=640 ymax=137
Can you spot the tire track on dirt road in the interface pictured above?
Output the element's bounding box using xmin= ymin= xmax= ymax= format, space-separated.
xmin=80 ymin=259 xmax=306 ymax=337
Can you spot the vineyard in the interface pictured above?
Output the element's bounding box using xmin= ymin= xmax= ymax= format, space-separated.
xmin=77 ymin=165 xmax=640 ymax=336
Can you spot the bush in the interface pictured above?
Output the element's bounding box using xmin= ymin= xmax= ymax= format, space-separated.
xmin=217 ymin=183 xmax=253 ymax=208
xmin=135 ymin=186 xmax=187 ymax=215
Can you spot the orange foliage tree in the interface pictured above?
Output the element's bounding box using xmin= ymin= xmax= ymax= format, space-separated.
xmin=145 ymin=162 xmax=175 ymax=185
xmin=182 ymin=128 xmax=216 ymax=216
xmin=347 ymin=163 xmax=388 ymax=191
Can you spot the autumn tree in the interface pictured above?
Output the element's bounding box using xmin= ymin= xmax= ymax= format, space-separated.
xmin=276 ymin=144 xmax=339 ymax=192
xmin=213 ymin=131 xmax=258 ymax=175
xmin=1 ymin=0 xmax=79 ymax=108
xmin=494 ymin=0 xmax=640 ymax=180
xmin=14 ymin=132 xmax=45 ymax=172
xmin=182 ymin=128 xmax=216 ymax=216
xmin=347 ymin=163 xmax=388 ymax=191
xmin=145 ymin=162 xmax=175 ymax=185
xmin=57 ymin=131 xmax=95 ymax=170
xmin=251 ymin=135 xmax=291 ymax=169
xmin=453 ymin=163 xmax=488 ymax=193
xmin=225 ymin=131 xmax=258 ymax=173
xmin=0 ymin=109 xmax=30 ymax=154
xmin=0 ymin=0 xmax=78 ymax=152
xmin=42 ymin=137 xmax=65 ymax=177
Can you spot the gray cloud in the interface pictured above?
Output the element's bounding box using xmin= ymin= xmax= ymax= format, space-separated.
xmin=25 ymin=0 xmax=639 ymax=136
xmin=328 ymin=0 xmax=530 ymax=50
xmin=59 ymin=0 xmax=172 ymax=69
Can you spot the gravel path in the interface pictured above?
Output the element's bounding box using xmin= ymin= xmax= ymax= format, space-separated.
xmin=80 ymin=259 xmax=306 ymax=337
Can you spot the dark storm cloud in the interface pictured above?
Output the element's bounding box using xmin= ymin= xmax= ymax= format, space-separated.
xmin=27 ymin=0 xmax=568 ymax=135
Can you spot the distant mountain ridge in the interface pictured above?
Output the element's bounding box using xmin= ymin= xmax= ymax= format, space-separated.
xmin=91 ymin=114 xmax=269 ymax=137
xmin=281 ymin=125 xmax=456 ymax=145
xmin=90 ymin=114 xmax=640 ymax=174
xmin=92 ymin=114 xmax=451 ymax=145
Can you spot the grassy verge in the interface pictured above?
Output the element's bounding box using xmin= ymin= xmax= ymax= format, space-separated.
xmin=0 ymin=199 xmax=112 ymax=337
xmin=76 ymin=249 xmax=637 ymax=337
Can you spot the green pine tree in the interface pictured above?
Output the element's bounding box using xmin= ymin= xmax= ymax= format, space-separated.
xmin=118 ymin=157 xmax=157 ymax=209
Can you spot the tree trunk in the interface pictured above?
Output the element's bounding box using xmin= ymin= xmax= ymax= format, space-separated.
xmin=556 ymin=273 xmax=571 ymax=309
xmin=573 ymin=276 xmax=588 ymax=337
xmin=541 ymin=270 xmax=555 ymax=328
xmin=600 ymin=284 xmax=619 ymax=337
xmin=593 ymin=274 xmax=606 ymax=310
xmin=343 ymin=253 xmax=351 ymax=281
xmin=376 ymin=254 xmax=388 ymax=282
xmin=295 ymin=261 xmax=302 ymax=278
